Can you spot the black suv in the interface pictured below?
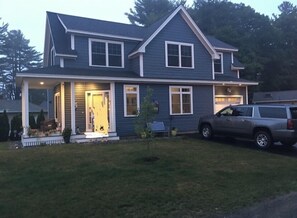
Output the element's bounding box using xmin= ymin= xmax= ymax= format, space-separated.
xmin=198 ymin=104 xmax=297 ymax=149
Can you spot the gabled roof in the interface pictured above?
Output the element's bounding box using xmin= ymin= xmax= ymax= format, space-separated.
xmin=253 ymin=90 xmax=297 ymax=103
xmin=232 ymin=56 xmax=245 ymax=70
xmin=46 ymin=6 xmax=229 ymax=60
xmin=206 ymin=36 xmax=238 ymax=52
xmin=129 ymin=6 xmax=219 ymax=58
xmin=0 ymin=100 xmax=47 ymax=113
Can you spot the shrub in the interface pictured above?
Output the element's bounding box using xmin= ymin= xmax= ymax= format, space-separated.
xmin=29 ymin=114 xmax=37 ymax=129
xmin=10 ymin=114 xmax=22 ymax=141
xmin=36 ymin=109 xmax=45 ymax=129
xmin=62 ymin=128 xmax=72 ymax=144
xmin=0 ymin=110 xmax=10 ymax=142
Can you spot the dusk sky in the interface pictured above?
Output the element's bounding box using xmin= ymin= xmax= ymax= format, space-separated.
xmin=0 ymin=0 xmax=287 ymax=53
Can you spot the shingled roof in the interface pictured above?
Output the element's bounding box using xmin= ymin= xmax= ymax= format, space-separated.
xmin=0 ymin=100 xmax=47 ymax=113
xmin=46 ymin=6 xmax=236 ymax=58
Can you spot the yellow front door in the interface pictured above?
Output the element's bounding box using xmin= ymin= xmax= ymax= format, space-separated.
xmin=90 ymin=92 xmax=109 ymax=134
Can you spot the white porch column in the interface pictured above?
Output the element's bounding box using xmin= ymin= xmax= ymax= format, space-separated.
xmin=61 ymin=82 xmax=65 ymax=131
xmin=70 ymin=82 xmax=76 ymax=134
xmin=21 ymin=80 xmax=29 ymax=136
xmin=110 ymin=82 xmax=116 ymax=132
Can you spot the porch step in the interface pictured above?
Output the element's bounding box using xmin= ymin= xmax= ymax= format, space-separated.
xmin=73 ymin=132 xmax=119 ymax=143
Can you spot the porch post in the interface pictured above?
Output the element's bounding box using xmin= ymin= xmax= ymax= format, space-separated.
xmin=110 ymin=82 xmax=116 ymax=132
xmin=61 ymin=82 xmax=65 ymax=131
xmin=21 ymin=80 xmax=29 ymax=136
xmin=70 ymin=82 xmax=76 ymax=135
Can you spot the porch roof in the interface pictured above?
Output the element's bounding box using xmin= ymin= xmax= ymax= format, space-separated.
xmin=16 ymin=66 xmax=258 ymax=88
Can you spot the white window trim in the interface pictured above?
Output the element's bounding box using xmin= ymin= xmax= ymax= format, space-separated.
xmin=169 ymin=86 xmax=193 ymax=115
xmin=165 ymin=41 xmax=194 ymax=69
xmin=213 ymin=52 xmax=224 ymax=74
xmin=89 ymin=38 xmax=124 ymax=68
xmin=54 ymin=92 xmax=61 ymax=123
xmin=123 ymin=84 xmax=140 ymax=117
xmin=51 ymin=47 xmax=55 ymax=66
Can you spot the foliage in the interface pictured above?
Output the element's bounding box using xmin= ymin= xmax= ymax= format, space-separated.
xmin=62 ymin=128 xmax=72 ymax=143
xmin=1 ymin=139 xmax=297 ymax=217
xmin=29 ymin=113 xmax=37 ymax=129
xmin=0 ymin=110 xmax=10 ymax=141
xmin=0 ymin=27 xmax=42 ymax=100
xmin=125 ymin=0 xmax=186 ymax=26
xmin=134 ymin=87 xmax=156 ymax=138
xmin=9 ymin=114 xmax=22 ymax=141
xmin=36 ymin=109 xmax=45 ymax=129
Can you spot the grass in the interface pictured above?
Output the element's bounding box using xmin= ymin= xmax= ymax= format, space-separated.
xmin=1 ymin=137 xmax=297 ymax=217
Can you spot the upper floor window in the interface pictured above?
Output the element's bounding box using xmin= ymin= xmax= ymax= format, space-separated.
xmin=124 ymin=85 xmax=139 ymax=117
xmin=89 ymin=39 xmax=124 ymax=68
xmin=213 ymin=53 xmax=223 ymax=73
xmin=169 ymin=86 xmax=193 ymax=115
xmin=165 ymin=41 xmax=194 ymax=68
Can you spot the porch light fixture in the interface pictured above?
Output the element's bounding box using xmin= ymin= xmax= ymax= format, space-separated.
xmin=40 ymin=82 xmax=44 ymax=85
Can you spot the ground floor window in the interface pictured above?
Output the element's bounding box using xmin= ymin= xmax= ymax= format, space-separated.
xmin=124 ymin=85 xmax=139 ymax=117
xmin=169 ymin=86 xmax=193 ymax=115
xmin=54 ymin=92 xmax=61 ymax=124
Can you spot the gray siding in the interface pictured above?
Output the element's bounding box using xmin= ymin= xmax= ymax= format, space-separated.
xmin=115 ymin=82 xmax=213 ymax=136
xmin=65 ymin=83 xmax=71 ymax=129
xmin=143 ymin=13 xmax=213 ymax=80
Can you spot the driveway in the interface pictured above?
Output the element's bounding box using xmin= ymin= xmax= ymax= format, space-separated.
xmin=223 ymin=192 xmax=297 ymax=218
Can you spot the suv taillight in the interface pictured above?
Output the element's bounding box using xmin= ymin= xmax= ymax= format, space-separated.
xmin=287 ymin=119 xmax=294 ymax=130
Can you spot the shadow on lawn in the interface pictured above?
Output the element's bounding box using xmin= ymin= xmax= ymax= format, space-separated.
xmin=188 ymin=133 xmax=297 ymax=159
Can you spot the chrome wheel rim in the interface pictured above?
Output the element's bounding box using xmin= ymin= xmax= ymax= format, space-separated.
xmin=256 ymin=134 xmax=268 ymax=147
xmin=202 ymin=127 xmax=210 ymax=138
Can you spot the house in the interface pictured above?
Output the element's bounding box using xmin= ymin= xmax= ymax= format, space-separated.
xmin=0 ymin=99 xmax=47 ymax=127
xmin=253 ymin=90 xmax=297 ymax=104
xmin=16 ymin=6 xmax=257 ymax=146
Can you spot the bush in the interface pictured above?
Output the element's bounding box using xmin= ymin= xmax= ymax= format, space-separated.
xmin=0 ymin=110 xmax=10 ymax=142
xmin=62 ymin=128 xmax=72 ymax=144
xmin=36 ymin=109 xmax=45 ymax=129
xmin=10 ymin=114 xmax=22 ymax=141
xmin=29 ymin=114 xmax=37 ymax=129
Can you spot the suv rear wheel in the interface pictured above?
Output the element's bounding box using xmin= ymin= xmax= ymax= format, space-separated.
xmin=201 ymin=124 xmax=213 ymax=139
xmin=254 ymin=130 xmax=272 ymax=149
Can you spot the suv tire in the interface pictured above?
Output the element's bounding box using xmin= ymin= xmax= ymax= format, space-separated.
xmin=201 ymin=124 xmax=213 ymax=139
xmin=254 ymin=130 xmax=272 ymax=149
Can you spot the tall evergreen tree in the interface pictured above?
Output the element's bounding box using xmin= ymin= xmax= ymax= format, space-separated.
xmin=2 ymin=29 xmax=42 ymax=100
xmin=126 ymin=0 xmax=186 ymax=26
xmin=0 ymin=19 xmax=8 ymax=99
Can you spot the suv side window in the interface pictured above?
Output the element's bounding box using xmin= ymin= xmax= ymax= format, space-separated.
xmin=259 ymin=107 xmax=287 ymax=119
xmin=290 ymin=107 xmax=297 ymax=119
xmin=233 ymin=107 xmax=252 ymax=117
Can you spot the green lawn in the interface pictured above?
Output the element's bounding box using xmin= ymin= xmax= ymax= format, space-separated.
xmin=1 ymin=137 xmax=297 ymax=217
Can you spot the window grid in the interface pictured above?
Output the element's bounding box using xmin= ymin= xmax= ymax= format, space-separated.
xmin=170 ymin=86 xmax=193 ymax=115
xmin=124 ymin=85 xmax=139 ymax=117
xmin=166 ymin=42 xmax=194 ymax=69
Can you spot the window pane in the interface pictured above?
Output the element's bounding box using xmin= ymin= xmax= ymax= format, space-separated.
xmin=181 ymin=45 xmax=192 ymax=67
xmin=168 ymin=44 xmax=179 ymax=67
xmin=171 ymin=87 xmax=180 ymax=92
xmin=108 ymin=43 xmax=122 ymax=67
xmin=126 ymin=93 xmax=137 ymax=115
xmin=92 ymin=42 xmax=106 ymax=66
xmin=126 ymin=86 xmax=137 ymax=92
xmin=172 ymin=94 xmax=181 ymax=114
xmin=182 ymin=94 xmax=191 ymax=113
xmin=214 ymin=54 xmax=222 ymax=73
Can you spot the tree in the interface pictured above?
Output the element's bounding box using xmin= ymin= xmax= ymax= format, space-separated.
xmin=0 ymin=19 xmax=8 ymax=99
xmin=10 ymin=114 xmax=22 ymax=141
xmin=0 ymin=110 xmax=10 ymax=141
xmin=134 ymin=87 xmax=156 ymax=137
xmin=1 ymin=29 xmax=42 ymax=100
xmin=126 ymin=0 xmax=186 ymax=26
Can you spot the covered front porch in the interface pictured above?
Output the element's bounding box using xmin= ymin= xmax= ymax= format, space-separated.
xmin=19 ymin=78 xmax=119 ymax=147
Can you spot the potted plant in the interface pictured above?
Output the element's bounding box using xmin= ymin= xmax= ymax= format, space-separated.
xmin=62 ymin=128 xmax=72 ymax=143
xmin=171 ymin=127 xmax=178 ymax=136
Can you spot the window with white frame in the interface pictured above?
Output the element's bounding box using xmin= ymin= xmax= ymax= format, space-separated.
xmin=213 ymin=53 xmax=223 ymax=73
xmin=166 ymin=41 xmax=194 ymax=68
xmin=54 ymin=92 xmax=61 ymax=123
xmin=124 ymin=85 xmax=139 ymax=117
xmin=89 ymin=39 xmax=124 ymax=67
xmin=170 ymin=86 xmax=193 ymax=115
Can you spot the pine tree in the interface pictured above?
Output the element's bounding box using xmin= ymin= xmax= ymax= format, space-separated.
xmin=0 ymin=110 xmax=10 ymax=141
